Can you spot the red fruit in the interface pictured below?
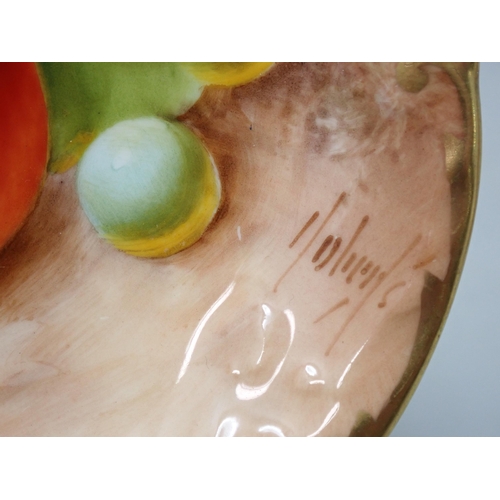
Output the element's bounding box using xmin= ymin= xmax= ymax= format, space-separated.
xmin=0 ymin=63 xmax=48 ymax=250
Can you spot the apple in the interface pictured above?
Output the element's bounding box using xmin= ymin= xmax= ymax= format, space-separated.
xmin=0 ymin=63 xmax=48 ymax=251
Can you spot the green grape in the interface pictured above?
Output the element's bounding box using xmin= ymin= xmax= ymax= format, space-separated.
xmin=76 ymin=117 xmax=220 ymax=258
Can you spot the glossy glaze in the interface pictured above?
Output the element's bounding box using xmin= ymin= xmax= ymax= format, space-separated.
xmin=0 ymin=63 xmax=468 ymax=436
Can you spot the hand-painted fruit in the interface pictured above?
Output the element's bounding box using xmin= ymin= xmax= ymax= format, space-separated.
xmin=76 ymin=117 xmax=221 ymax=258
xmin=0 ymin=63 xmax=48 ymax=251
xmin=39 ymin=63 xmax=205 ymax=174
xmin=181 ymin=62 xmax=273 ymax=86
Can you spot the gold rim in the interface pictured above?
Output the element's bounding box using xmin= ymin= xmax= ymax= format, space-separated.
xmin=348 ymin=63 xmax=481 ymax=437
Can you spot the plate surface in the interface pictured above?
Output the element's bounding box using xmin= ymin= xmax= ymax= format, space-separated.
xmin=0 ymin=63 xmax=479 ymax=436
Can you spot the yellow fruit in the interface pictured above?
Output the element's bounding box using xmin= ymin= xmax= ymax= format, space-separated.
xmin=182 ymin=62 xmax=273 ymax=87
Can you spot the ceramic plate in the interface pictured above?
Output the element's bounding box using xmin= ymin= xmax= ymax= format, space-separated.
xmin=0 ymin=62 xmax=479 ymax=436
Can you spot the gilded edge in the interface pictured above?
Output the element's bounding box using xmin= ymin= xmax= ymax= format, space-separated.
xmin=349 ymin=63 xmax=481 ymax=437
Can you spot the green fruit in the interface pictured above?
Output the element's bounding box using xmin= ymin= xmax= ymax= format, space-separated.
xmin=39 ymin=63 xmax=204 ymax=173
xmin=76 ymin=117 xmax=220 ymax=258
